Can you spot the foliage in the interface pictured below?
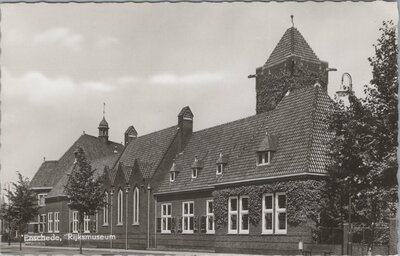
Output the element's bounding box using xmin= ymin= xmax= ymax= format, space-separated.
xmin=64 ymin=146 xmax=106 ymax=254
xmin=212 ymin=179 xmax=325 ymax=230
xmin=323 ymin=20 xmax=398 ymax=243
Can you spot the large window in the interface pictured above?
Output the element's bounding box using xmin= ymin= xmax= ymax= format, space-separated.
xmin=161 ymin=203 xmax=172 ymax=233
xmin=54 ymin=212 xmax=60 ymax=233
xmin=228 ymin=196 xmax=249 ymax=234
xmin=262 ymin=193 xmax=287 ymax=234
xmin=117 ymin=189 xmax=123 ymax=225
xmin=206 ymin=200 xmax=214 ymax=234
xmin=182 ymin=201 xmax=194 ymax=233
xmin=84 ymin=213 xmax=90 ymax=233
xmin=72 ymin=211 xmax=79 ymax=233
xmin=38 ymin=214 xmax=46 ymax=233
xmin=103 ymin=192 xmax=109 ymax=226
xmin=38 ymin=193 xmax=47 ymax=206
xmin=47 ymin=212 xmax=53 ymax=233
xmin=133 ymin=187 xmax=140 ymax=225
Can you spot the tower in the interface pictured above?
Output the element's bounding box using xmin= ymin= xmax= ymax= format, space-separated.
xmin=254 ymin=18 xmax=329 ymax=114
xmin=98 ymin=103 xmax=109 ymax=143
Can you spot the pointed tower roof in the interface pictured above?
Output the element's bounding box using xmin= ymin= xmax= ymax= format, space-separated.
xmin=264 ymin=27 xmax=321 ymax=68
xmin=99 ymin=117 xmax=109 ymax=128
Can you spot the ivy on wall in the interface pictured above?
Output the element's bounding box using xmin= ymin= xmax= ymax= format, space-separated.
xmin=212 ymin=179 xmax=326 ymax=230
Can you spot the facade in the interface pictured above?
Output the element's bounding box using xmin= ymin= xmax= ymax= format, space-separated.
xmin=29 ymin=24 xmax=334 ymax=254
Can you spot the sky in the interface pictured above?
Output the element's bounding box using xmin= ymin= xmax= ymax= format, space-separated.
xmin=1 ymin=2 xmax=397 ymax=186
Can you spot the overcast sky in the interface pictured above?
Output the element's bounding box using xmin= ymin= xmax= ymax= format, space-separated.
xmin=1 ymin=2 xmax=397 ymax=185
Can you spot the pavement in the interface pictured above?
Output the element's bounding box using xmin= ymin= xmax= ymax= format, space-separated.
xmin=0 ymin=244 xmax=262 ymax=256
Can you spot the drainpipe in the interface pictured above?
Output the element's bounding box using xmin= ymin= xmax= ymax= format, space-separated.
xmin=125 ymin=184 xmax=130 ymax=250
xmin=154 ymin=196 xmax=157 ymax=248
xmin=110 ymin=187 xmax=114 ymax=248
xmin=147 ymin=183 xmax=151 ymax=249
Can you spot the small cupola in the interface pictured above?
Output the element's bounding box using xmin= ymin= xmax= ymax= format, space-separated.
xmin=98 ymin=103 xmax=109 ymax=143
xmin=191 ymin=155 xmax=203 ymax=179
xmin=169 ymin=159 xmax=180 ymax=182
xmin=216 ymin=151 xmax=228 ymax=175
xmin=124 ymin=125 xmax=138 ymax=146
xmin=256 ymin=127 xmax=278 ymax=166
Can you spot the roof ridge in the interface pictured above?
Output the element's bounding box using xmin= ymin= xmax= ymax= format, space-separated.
xmin=81 ymin=133 xmax=123 ymax=147
xmin=136 ymin=125 xmax=178 ymax=139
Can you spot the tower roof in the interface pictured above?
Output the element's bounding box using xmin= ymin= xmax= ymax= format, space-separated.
xmin=99 ymin=117 xmax=109 ymax=129
xmin=264 ymin=27 xmax=321 ymax=68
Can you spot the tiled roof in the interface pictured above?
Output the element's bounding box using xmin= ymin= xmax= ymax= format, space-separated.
xmin=264 ymin=27 xmax=321 ymax=68
xmin=30 ymin=161 xmax=58 ymax=188
xmin=157 ymin=85 xmax=333 ymax=194
xmin=112 ymin=125 xmax=179 ymax=181
xmin=43 ymin=134 xmax=123 ymax=197
xmin=99 ymin=117 xmax=109 ymax=128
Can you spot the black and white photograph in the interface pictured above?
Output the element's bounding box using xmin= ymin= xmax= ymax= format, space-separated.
xmin=0 ymin=2 xmax=398 ymax=255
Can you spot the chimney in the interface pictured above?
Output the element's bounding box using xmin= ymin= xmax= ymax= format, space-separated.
xmin=124 ymin=125 xmax=138 ymax=146
xmin=177 ymin=106 xmax=194 ymax=152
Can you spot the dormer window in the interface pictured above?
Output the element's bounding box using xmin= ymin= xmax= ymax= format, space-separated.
xmin=191 ymin=155 xmax=203 ymax=179
xmin=169 ymin=159 xmax=180 ymax=183
xmin=170 ymin=172 xmax=176 ymax=182
xmin=192 ymin=168 xmax=198 ymax=179
xmin=257 ymin=151 xmax=270 ymax=166
xmin=256 ymin=127 xmax=278 ymax=167
xmin=216 ymin=151 xmax=228 ymax=175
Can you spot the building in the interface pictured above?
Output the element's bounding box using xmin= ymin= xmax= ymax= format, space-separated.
xmin=29 ymin=23 xmax=334 ymax=254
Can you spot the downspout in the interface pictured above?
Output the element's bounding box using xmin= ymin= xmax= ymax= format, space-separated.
xmin=125 ymin=185 xmax=130 ymax=250
xmin=147 ymin=183 xmax=151 ymax=249
xmin=154 ymin=196 xmax=157 ymax=248
xmin=110 ymin=187 xmax=114 ymax=249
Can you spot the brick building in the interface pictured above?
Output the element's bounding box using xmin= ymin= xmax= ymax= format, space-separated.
xmin=29 ymin=24 xmax=334 ymax=254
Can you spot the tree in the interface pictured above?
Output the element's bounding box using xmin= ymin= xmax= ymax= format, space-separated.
xmin=6 ymin=172 xmax=39 ymax=250
xmin=64 ymin=146 xmax=106 ymax=254
xmin=322 ymin=20 xmax=398 ymax=250
xmin=0 ymin=201 xmax=17 ymax=246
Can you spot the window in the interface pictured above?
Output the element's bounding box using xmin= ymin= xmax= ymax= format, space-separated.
xmin=216 ymin=164 xmax=223 ymax=175
xmin=182 ymin=201 xmax=194 ymax=233
xmin=206 ymin=200 xmax=214 ymax=234
xmin=275 ymin=193 xmax=287 ymax=234
xmin=54 ymin=212 xmax=60 ymax=233
xmin=192 ymin=168 xmax=198 ymax=178
xmin=117 ymin=189 xmax=123 ymax=225
xmin=38 ymin=193 xmax=47 ymax=206
xmin=170 ymin=172 xmax=175 ymax=182
xmin=133 ymin=187 xmax=140 ymax=225
xmin=228 ymin=196 xmax=249 ymax=234
xmin=72 ymin=211 xmax=79 ymax=233
xmin=103 ymin=192 xmax=109 ymax=226
xmin=84 ymin=213 xmax=90 ymax=233
xmin=262 ymin=193 xmax=287 ymax=235
xmin=262 ymin=194 xmax=273 ymax=234
xmin=161 ymin=203 xmax=172 ymax=233
xmin=47 ymin=212 xmax=53 ymax=233
xmin=38 ymin=214 xmax=46 ymax=233
xmin=257 ymin=151 xmax=270 ymax=165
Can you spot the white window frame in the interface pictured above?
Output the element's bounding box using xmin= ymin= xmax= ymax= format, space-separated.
xmin=72 ymin=211 xmax=79 ymax=233
xmin=103 ymin=192 xmax=109 ymax=226
xmin=38 ymin=193 xmax=47 ymax=206
xmin=262 ymin=193 xmax=274 ymax=234
xmin=84 ymin=213 xmax=90 ymax=233
xmin=275 ymin=192 xmax=287 ymax=234
xmin=170 ymin=172 xmax=175 ymax=182
xmin=239 ymin=196 xmax=249 ymax=234
xmin=133 ymin=187 xmax=140 ymax=225
xmin=54 ymin=212 xmax=60 ymax=233
xmin=38 ymin=214 xmax=46 ymax=233
xmin=216 ymin=164 xmax=223 ymax=175
xmin=206 ymin=200 xmax=215 ymax=234
xmin=228 ymin=197 xmax=238 ymax=234
xmin=192 ymin=168 xmax=198 ymax=179
xmin=161 ymin=203 xmax=171 ymax=233
xmin=117 ymin=189 xmax=123 ymax=225
xmin=47 ymin=212 xmax=53 ymax=233
xmin=257 ymin=151 xmax=271 ymax=166
xmin=182 ymin=201 xmax=194 ymax=233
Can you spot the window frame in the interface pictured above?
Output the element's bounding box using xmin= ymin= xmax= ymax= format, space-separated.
xmin=239 ymin=196 xmax=249 ymax=234
xmin=275 ymin=192 xmax=287 ymax=234
xmin=84 ymin=213 xmax=90 ymax=233
xmin=262 ymin=193 xmax=274 ymax=234
xmin=182 ymin=201 xmax=194 ymax=234
xmin=117 ymin=189 xmax=123 ymax=225
xmin=192 ymin=168 xmax=198 ymax=179
xmin=228 ymin=196 xmax=238 ymax=234
xmin=103 ymin=192 xmax=109 ymax=226
xmin=170 ymin=172 xmax=175 ymax=182
xmin=47 ymin=212 xmax=53 ymax=233
xmin=38 ymin=193 xmax=47 ymax=206
xmin=54 ymin=212 xmax=60 ymax=233
xmin=216 ymin=164 xmax=223 ymax=175
xmin=206 ymin=200 xmax=215 ymax=234
xmin=133 ymin=187 xmax=140 ymax=225
xmin=257 ymin=151 xmax=271 ymax=166
xmin=72 ymin=211 xmax=79 ymax=233
xmin=161 ymin=203 xmax=172 ymax=234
